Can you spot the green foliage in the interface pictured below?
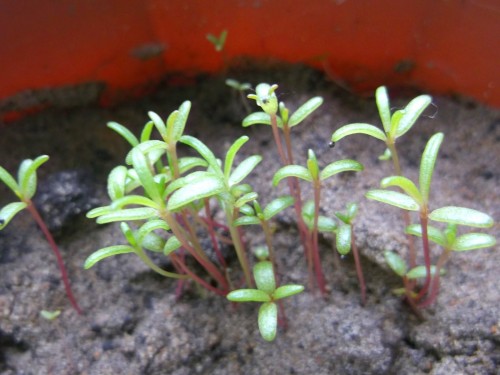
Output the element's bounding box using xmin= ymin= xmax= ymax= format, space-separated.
xmin=206 ymin=30 xmax=228 ymax=52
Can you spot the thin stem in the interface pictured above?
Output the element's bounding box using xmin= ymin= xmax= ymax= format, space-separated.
xmin=416 ymin=210 xmax=432 ymax=301
xmin=226 ymin=206 xmax=253 ymax=287
xmin=312 ymin=182 xmax=327 ymax=294
xmin=418 ymin=248 xmax=451 ymax=308
xmin=350 ymin=224 xmax=366 ymax=305
xmin=25 ymin=201 xmax=82 ymax=315
xmin=203 ymin=198 xmax=227 ymax=268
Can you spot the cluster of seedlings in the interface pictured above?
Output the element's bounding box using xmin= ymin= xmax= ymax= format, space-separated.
xmin=0 ymin=83 xmax=495 ymax=341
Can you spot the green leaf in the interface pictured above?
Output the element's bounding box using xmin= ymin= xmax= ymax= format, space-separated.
xmin=452 ymin=233 xmax=496 ymax=251
xmin=141 ymin=232 xmax=165 ymax=252
xmin=167 ymin=174 xmax=225 ymax=211
xmin=148 ymin=111 xmax=167 ymax=138
xmin=110 ymin=195 xmax=159 ymax=210
xmin=95 ymin=207 xmax=158 ymax=224
xmin=18 ymin=155 xmax=49 ymax=199
xmin=331 ymin=123 xmax=387 ymax=143
xmin=253 ymin=261 xmax=276 ymax=294
xmin=137 ymin=219 xmax=170 ymax=241
xmin=84 ymin=245 xmax=135 ymax=269
xmin=40 ymin=310 xmax=61 ymax=321
xmin=258 ymin=302 xmax=278 ymax=341
xmin=0 ymin=166 xmax=21 ymax=196
xmin=375 ymin=86 xmax=391 ymax=133
xmin=429 ymin=206 xmax=494 ymax=228
xmin=251 ymin=83 xmax=279 ymax=115
xmin=224 ymin=136 xmax=249 ymax=180
xmin=336 ymin=224 xmax=352 ymax=255
xmin=180 ymin=135 xmax=220 ymax=172
xmin=317 ymin=216 xmax=337 ymax=232
xmin=163 ymin=236 xmax=182 ymax=255
xmin=107 ymin=122 xmax=139 ymax=146
xmin=263 ymin=196 xmax=294 ymax=221
xmin=395 ymin=95 xmax=432 ymax=138
xmin=380 ymin=176 xmax=422 ymax=205
xmin=307 ymin=149 xmax=320 ymax=180
xmin=419 ymin=132 xmax=444 ymax=204
xmin=366 ymin=189 xmax=420 ymax=211
xmin=238 ymin=204 xmax=255 ymax=216
xmin=234 ymin=216 xmax=260 ymax=226
xmin=140 ymin=120 xmax=155 ymax=143
xmin=288 ymin=97 xmax=323 ymax=127
xmin=107 ymin=166 xmax=128 ymax=201
xmin=273 ymin=165 xmax=312 ymax=186
xmin=125 ymin=140 xmax=166 ymax=165
xmin=406 ymin=265 xmax=445 ymax=279
xmin=384 ymin=251 xmax=407 ymax=277
xmin=131 ymin=149 xmax=163 ymax=204
xmin=235 ymin=192 xmax=258 ymax=208
xmin=405 ymin=224 xmax=447 ymax=247
xmin=320 ymin=159 xmax=363 ymax=180
xmin=272 ymin=284 xmax=304 ymax=300
xmin=228 ymin=155 xmax=262 ymax=187
xmin=0 ymin=202 xmax=28 ymax=229
xmin=171 ymin=101 xmax=191 ymax=142
xmin=227 ymin=289 xmax=271 ymax=303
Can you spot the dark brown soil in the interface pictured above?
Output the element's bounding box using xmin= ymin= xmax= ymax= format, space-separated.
xmin=0 ymin=64 xmax=498 ymax=375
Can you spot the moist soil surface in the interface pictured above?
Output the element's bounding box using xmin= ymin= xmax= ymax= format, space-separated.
xmin=0 ymin=64 xmax=499 ymax=375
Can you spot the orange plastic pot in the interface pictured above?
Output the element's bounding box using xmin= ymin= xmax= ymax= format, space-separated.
xmin=1 ymin=0 xmax=499 ymax=121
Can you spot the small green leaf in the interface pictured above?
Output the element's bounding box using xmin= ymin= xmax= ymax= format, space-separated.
xmin=227 ymin=289 xmax=271 ymax=302
xmin=238 ymin=204 xmax=255 ymax=217
xmin=380 ymin=176 xmax=422 ymax=205
xmin=180 ymin=135 xmax=220 ymax=172
xmin=131 ymin=148 xmax=163 ymax=203
xmin=288 ymin=97 xmax=323 ymax=127
xmin=273 ymin=165 xmax=312 ymax=186
xmin=167 ymin=174 xmax=225 ymax=211
xmin=405 ymin=224 xmax=447 ymax=247
xmin=258 ymin=302 xmax=278 ymax=341
xmin=235 ymin=192 xmax=258 ymax=208
xmin=163 ymin=236 xmax=181 ymax=255
xmin=148 ymin=111 xmax=167 ymax=138
xmin=228 ymin=155 xmax=262 ymax=187
xmin=406 ymin=265 xmax=445 ymax=279
xmin=95 ymin=207 xmax=158 ymax=224
xmin=384 ymin=251 xmax=407 ymax=277
xmin=234 ymin=216 xmax=260 ymax=226
xmin=336 ymin=224 xmax=352 ymax=255
xmin=171 ymin=101 xmax=191 ymax=142
xmin=40 ymin=310 xmax=61 ymax=321
xmin=272 ymin=285 xmax=304 ymax=300
xmin=452 ymin=233 xmax=496 ymax=251
xmin=366 ymin=189 xmax=420 ymax=211
xmin=18 ymin=155 xmax=49 ymax=199
xmin=307 ymin=149 xmax=320 ymax=180
xmin=419 ymin=132 xmax=444 ymax=204
xmin=107 ymin=122 xmax=139 ymax=146
xmin=317 ymin=216 xmax=337 ymax=232
xmin=251 ymin=83 xmax=279 ymax=115
xmin=253 ymin=261 xmax=276 ymax=294
xmin=141 ymin=232 xmax=165 ymax=252
xmin=110 ymin=195 xmax=159 ymax=210
xmin=0 ymin=202 xmax=28 ymax=229
xmin=263 ymin=196 xmax=294 ymax=221
xmin=395 ymin=95 xmax=432 ymax=138
xmin=224 ymin=136 xmax=249 ymax=180
xmin=429 ymin=206 xmax=494 ymax=228
xmin=331 ymin=123 xmax=387 ymax=143
xmin=84 ymin=245 xmax=135 ymax=269
xmin=243 ymin=112 xmax=274 ymax=127
xmin=320 ymin=159 xmax=363 ymax=180
xmin=206 ymin=29 xmax=227 ymax=51
xmin=378 ymin=148 xmax=391 ymax=161
xmin=375 ymin=86 xmax=391 ymax=133
xmin=140 ymin=120 xmax=155 ymax=143
xmin=107 ymin=166 xmax=128 ymax=200
xmin=125 ymin=140 xmax=166 ymax=165
xmin=0 ymin=166 xmax=21 ymax=196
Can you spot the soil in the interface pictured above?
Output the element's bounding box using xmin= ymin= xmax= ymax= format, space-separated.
xmin=0 ymin=64 xmax=499 ymax=375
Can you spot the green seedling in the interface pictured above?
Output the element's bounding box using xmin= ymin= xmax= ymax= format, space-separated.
xmin=0 ymin=156 xmax=82 ymax=314
xmin=334 ymin=203 xmax=366 ymax=305
xmin=40 ymin=309 xmax=61 ymax=321
xmin=206 ymin=30 xmax=228 ymax=52
xmin=273 ymin=149 xmax=363 ymax=294
xmin=366 ymin=133 xmax=495 ymax=308
xmin=227 ymin=259 xmax=304 ymax=341
xmin=226 ymin=79 xmax=252 ymax=114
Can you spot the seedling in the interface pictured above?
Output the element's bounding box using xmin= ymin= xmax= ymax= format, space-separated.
xmin=0 ymin=156 xmax=82 ymax=314
xmin=227 ymin=258 xmax=304 ymax=341
xmin=206 ymin=30 xmax=228 ymax=52
xmin=226 ymin=79 xmax=252 ymax=114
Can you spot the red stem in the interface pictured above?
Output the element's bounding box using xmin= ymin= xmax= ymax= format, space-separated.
xmin=26 ymin=201 xmax=82 ymax=314
xmin=416 ymin=211 xmax=432 ymax=301
xmin=350 ymin=225 xmax=366 ymax=305
xmin=312 ymin=183 xmax=327 ymax=294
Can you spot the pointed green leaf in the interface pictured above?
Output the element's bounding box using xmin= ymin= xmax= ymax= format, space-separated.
xmin=317 ymin=216 xmax=337 ymax=232
xmin=107 ymin=166 xmax=128 ymax=201
xmin=243 ymin=112 xmax=278 ymax=127
xmin=258 ymin=302 xmax=278 ymax=341
xmin=384 ymin=251 xmax=407 ymax=277
xmin=163 ymin=236 xmax=182 ymax=255
xmin=272 ymin=284 xmax=304 ymax=300
xmin=148 ymin=111 xmax=167 ymax=138
xmin=406 ymin=265 xmax=445 ymax=279
xmin=227 ymin=289 xmax=271 ymax=303
xmin=288 ymin=97 xmax=323 ymax=127
xmin=238 ymin=204 xmax=255 ymax=216
xmin=84 ymin=245 xmax=135 ymax=269
xmin=380 ymin=176 xmax=423 ymax=205
xmin=167 ymin=174 xmax=225 ymax=211
xmin=263 ymin=196 xmax=294 ymax=220
xmin=419 ymin=132 xmax=444 ymax=203
xmin=336 ymin=224 xmax=352 ymax=255
xmin=180 ymin=135 xmax=220 ymax=172
xmin=107 ymin=122 xmax=139 ymax=146
xmin=125 ymin=140 xmax=166 ymax=165
xmin=95 ymin=207 xmax=158 ymax=224
xmin=141 ymin=232 xmax=165 ymax=252
xmin=235 ymin=192 xmax=258 ymax=208
xmin=452 ymin=233 xmax=496 ymax=251
xmin=331 ymin=123 xmax=387 ymax=143
xmin=224 ymin=136 xmax=249 ymax=180
xmin=234 ymin=215 xmax=260 ymax=226
xmin=405 ymin=224 xmax=447 ymax=247
xmin=171 ymin=101 xmax=191 ymax=141
xmin=136 ymin=219 xmax=170 ymax=241
xmin=273 ymin=165 xmax=312 ymax=186
xmin=0 ymin=166 xmax=21 ymax=196
xmin=253 ymin=261 xmax=276 ymax=294
xmin=18 ymin=155 xmax=49 ymax=199
xmin=0 ymin=202 xmax=28 ymax=229
xmin=229 ymin=155 xmax=262 ymax=187
xmin=366 ymin=189 xmax=420 ymax=211
xmin=395 ymin=95 xmax=432 ymax=138
xmin=140 ymin=120 xmax=155 ymax=143
xmin=131 ymin=148 xmax=163 ymax=203
xmin=429 ymin=206 xmax=494 ymax=228
xmin=320 ymin=159 xmax=363 ymax=180
xmin=375 ymin=86 xmax=391 ymax=133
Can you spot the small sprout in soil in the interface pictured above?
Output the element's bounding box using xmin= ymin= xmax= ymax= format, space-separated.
xmin=206 ymin=29 xmax=228 ymax=52
xmin=0 ymin=156 xmax=82 ymax=314
xmin=227 ymin=259 xmax=304 ymax=341
xmin=40 ymin=309 xmax=61 ymax=321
